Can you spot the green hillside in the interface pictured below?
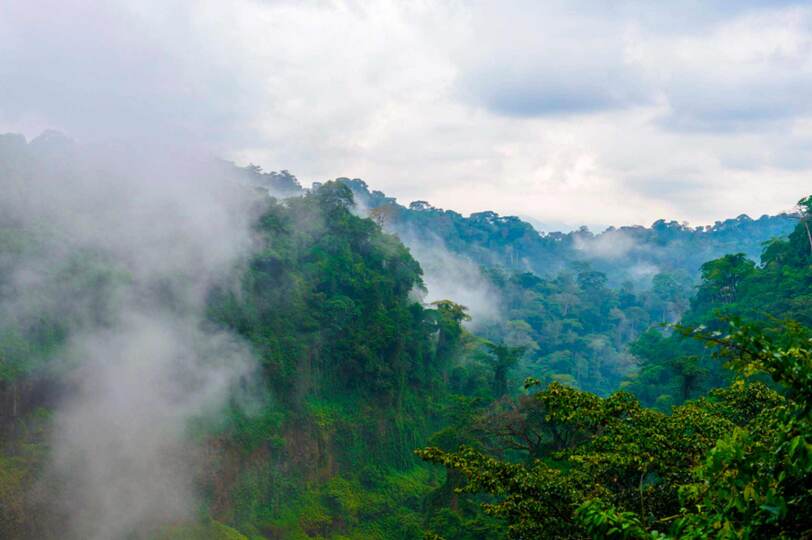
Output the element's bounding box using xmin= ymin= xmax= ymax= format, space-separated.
xmin=0 ymin=136 xmax=809 ymax=539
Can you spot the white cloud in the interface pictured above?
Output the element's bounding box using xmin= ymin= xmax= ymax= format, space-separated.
xmin=1 ymin=0 xmax=811 ymax=227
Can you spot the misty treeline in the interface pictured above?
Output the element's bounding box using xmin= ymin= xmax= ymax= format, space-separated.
xmin=339 ymin=177 xmax=795 ymax=284
xmin=417 ymin=200 xmax=812 ymax=539
xmin=0 ymin=132 xmax=810 ymax=539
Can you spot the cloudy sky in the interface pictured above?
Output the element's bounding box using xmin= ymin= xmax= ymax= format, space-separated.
xmin=2 ymin=0 xmax=810 ymax=229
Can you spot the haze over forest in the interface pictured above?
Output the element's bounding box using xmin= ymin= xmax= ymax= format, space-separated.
xmin=1 ymin=2 xmax=811 ymax=540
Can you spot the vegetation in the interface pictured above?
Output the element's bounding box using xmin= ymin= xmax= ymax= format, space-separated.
xmin=625 ymin=200 xmax=812 ymax=409
xmin=415 ymin=202 xmax=812 ymax=539
xmin=0 ymin=137 xmax=810 ymax=538
xmin=417 ymin=320 xmax=811 ymax=539
xmin=340 ymin=177 xmax=796 ymax=282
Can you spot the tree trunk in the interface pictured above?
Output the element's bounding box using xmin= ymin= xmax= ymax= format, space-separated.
xmin=12 ymin=380 xmax=17 ymax=418
xmin=804 ymin=220 xmax=812 ymax=256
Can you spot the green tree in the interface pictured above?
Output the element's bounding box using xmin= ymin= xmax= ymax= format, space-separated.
xmin=483 ymin=342 xmax=526 ymax=398
xmin=418 ymin=321 xmax=811 ymax=539
xmin=795 ymin=195 xmax=812 ymax=256
xmin=695 ymin=254 xmax=756 ymax=306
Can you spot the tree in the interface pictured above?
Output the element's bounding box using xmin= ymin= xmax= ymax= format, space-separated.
xmin=431 ymin=300 xmax=471 ymax=365
xmin=695 ymin=253 xmax=756 ymax=305
xmin=369 ymin=203 xmax=399 ymax=228
xmin=577 ymin=270 xmax=608 ymax=292
xmin=483 ymin=342 xmax=526 ymax=398
xmin=314 ymin=180 xmax=354 ymax=213
xmin=794 ymin=194 xmax=812 ymax=255
xmin=417 ymin=321 xmax=811 ymax=539
xmin=672 ymin=321 xmax=812 ymax=539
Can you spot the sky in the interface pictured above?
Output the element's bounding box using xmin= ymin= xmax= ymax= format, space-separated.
xmin=1 ymin=0 xmax=811 ymax=229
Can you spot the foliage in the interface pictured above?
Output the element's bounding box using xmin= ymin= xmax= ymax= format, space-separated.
xmin=188 ymin=183 xmax=482 ymax=538
xmin=341 ymin=178 xmax=796 ymax=283
xmin=1 ymin=136 xmax=809 ymax=540
xmin=475 ymin=265 xmax=689 ymax=396
xmin=625 ymin=204 xmax=812 ymax=408
xmin=671 ymin=321 xmax=812 ymax=539
xmin=417 ymin=322 xmax=812 ymax=539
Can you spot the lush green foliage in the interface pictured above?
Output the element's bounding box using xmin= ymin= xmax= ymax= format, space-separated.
xmin=197 ymin=182 xmax=475 ymax=537
xmin=625 ymin=207 xmax=812 ymax=408
xmin=0 ymin=163 xmax=470 ymax=538
xmin=415 ymin=207 xmax=811 ymax=539
xmin=417 ymin=323 xmax=810 ymax=539
xmin=341 ymin=177 xmax=796 ymax=282
xmin=474 ymin=265 xmax=692 ymax=396
xmin=1 ymin=137 xmax=809 ymax=539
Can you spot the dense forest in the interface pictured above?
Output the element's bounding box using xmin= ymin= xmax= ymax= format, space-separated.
xmin=0 ymin=133 xmax=810 ymax=539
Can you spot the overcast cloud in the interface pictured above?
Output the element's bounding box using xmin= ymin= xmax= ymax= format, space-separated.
xmin=1 ymin=0 xmax=810 ymax=227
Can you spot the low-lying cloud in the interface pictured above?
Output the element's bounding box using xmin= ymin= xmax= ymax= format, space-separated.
xmin=0 ymin=133 xmax=259 ymax=538
xmin=395 ymin=231 xmax=502 ymax=329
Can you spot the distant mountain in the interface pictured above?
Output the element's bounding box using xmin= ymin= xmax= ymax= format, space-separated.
xmin=334 ymin=177 xmax=797 ymax=283
xmin=232 ymin=165 xmax=796 ymax=285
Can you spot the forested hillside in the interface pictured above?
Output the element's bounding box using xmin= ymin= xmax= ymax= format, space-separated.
xmin=0 ymin=134 xmax=810 ymax=539
xmin=0 ymin=134 xmax=473 ymax=538
xmin=231 ymin=169 xmax=796 ymax=286
xmin=417 ymin=208 xmax=812 ymax=538
xmin=337 ymin=178 xmax=795 ymax=281
xmin=344 ymin=178 xmax=798 ymax=398
xmin=242 ymin=170 xmax=799 ymax=397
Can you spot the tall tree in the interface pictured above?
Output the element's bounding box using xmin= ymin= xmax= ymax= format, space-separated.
xmin=795 ymin=195 xmax=812 ymax=255
xmin=483 ymin=342 xmax=526 ymax=398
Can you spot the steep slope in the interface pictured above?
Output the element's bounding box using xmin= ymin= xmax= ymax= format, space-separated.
xmin=0 ymin=134 xmax=468 ymax=539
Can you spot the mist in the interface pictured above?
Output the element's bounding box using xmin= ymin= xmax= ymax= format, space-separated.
xmin=0 ymin=132 xmax=260 ymax=538
xmin=343 ymin=186 xmax=502 ymax=328
xmin=572 ymin=228 xmax=638 ymax=261
xmin=394 ymin=232 xmax=502 ymax=329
